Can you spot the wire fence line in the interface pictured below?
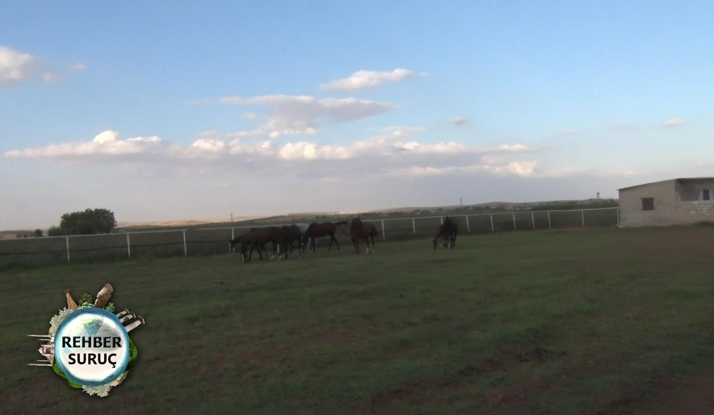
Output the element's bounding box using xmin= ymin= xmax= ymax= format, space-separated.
xmin=0 ymin=207 xmax=619 ymax=268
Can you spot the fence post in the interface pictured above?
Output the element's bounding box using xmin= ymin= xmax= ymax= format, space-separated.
xmin=490 ymin=214 xmax=495 ymax=232
xmin=465 ymin=215 xmax=471 ymax=233
xmin=381 ymin=220 xmax=386 ymax=241
xmin=231 ymin=228 xmax=235 ymax=240
xmin=531 ymin=212 xmax=535 ymax=230
xmin=182 ymin=230 xmax=188 ymax=257
xmin=65 ymin=236 xmax=70 ymax=265
xmin=412 ymin=218 xmax=416 ymax=234
xmin=440 ymin=217 xmax=444 ymax=225
xmin=126 ymin=233 xmax=131 ymax=259
xmin=512 ymin=212 xmax=517 ymax=230
xmin=616 ymin=208 xmax=620 ymax=226
xmin=547 ymin=211 xmax=552 ymax=229
xmin=581 ymin=210 xmax=585 ymax=226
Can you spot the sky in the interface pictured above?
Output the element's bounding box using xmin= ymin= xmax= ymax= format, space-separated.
xmin=2 ymin=1 xmax=714 ymax=229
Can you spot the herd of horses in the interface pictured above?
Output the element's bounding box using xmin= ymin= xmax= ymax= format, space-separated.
xmin=228 ymin=216 xmax=459 ymax=263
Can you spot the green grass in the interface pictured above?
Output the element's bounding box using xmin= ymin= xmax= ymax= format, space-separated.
xmin=2 ymin=226 xmax=713 ymax=414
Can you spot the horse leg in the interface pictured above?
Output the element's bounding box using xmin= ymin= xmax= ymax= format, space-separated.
xmin=312 ymin=237 xmax=316 ymax=252
xmin=327 ymin=235 xmax=333 ymax=251
xmin=352 ymin=236 xmax=359 ymax=254
xmin=332 ymin=233 xmax=340 ymax=250
xmin=269 ymin=241 xmax=276 ymax=260
xmin=371 ymin=234 xmax=376 ymax=253
xmin=364 ymin=237 xmax=369 ymax=254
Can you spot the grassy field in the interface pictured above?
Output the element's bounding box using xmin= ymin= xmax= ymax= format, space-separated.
xmin=2 ymin=226 xmax=714 ymax=414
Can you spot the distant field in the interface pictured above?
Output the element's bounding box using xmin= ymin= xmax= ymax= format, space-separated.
xmin=0 ymin=208 xmax=618 ymax=269
xmin=2 ymin=226 xmax=714 ymax=414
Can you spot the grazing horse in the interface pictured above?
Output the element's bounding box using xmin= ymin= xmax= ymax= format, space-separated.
xmin=348 ymin=217 xmax=377 ymax=254
xmin=229 ymin=234 xmax=246 ymax=253
xmin=277 ymin=224 xmax=302 ymax=260
xmin=230 ymin=232 xmax=268 ymax=259
xmin=240 ymin=227 xmax=281 ymax=263
xmin=437 ymin=216 xmax=458 ymax=249
xmin=302 ymin=222 xmax=340 ymax=252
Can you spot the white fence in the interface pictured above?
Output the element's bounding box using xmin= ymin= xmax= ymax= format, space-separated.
xmin=0 ymin=207 xmax=619 ymax=268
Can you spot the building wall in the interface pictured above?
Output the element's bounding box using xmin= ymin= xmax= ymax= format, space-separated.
xmin=675 ymin=180 xmax=714 ymax=202
xmin=620 ymin=179 xmax=714 ymax=227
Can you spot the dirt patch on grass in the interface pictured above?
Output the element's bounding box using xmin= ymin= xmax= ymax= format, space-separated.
xmin=605 ymin=375 xmax=714 ymax=415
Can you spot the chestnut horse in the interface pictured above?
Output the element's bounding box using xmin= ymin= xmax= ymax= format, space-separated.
xmin=236 ymin=227 xmax=281 ymax=263
xmin=302 ymin=222 xmax=340 ymax=252
xmin=349 ymin=217 xmax=377 ymax=254
xmin=230 ymin=232 xmax=268 ymax=259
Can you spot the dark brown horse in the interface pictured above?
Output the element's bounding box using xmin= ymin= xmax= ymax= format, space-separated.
xmin=239 ymin=227 xmax=281 ymax=263
xmin=349 ymin=217 xmax=377 ymax=254
xmin=437 ymin=217 xmax=458 ymax=249
xmin=230 ymin=232 xmax=268 ymax=259
xmin=302 ymin=222 xmax=340 ymax=252
xmin=277 ymin=225 xmax=302 ymax=260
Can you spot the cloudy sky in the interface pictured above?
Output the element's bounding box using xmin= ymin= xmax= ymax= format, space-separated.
xmin=2 ymin=1 xmax=714 ymax=229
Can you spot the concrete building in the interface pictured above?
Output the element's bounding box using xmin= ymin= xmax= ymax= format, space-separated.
xmin=619 ymin=178 xmax=714 ymax=227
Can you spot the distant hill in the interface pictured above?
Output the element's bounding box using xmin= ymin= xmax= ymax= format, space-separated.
xmin=4 ymin=199 xmax=619 ymax=233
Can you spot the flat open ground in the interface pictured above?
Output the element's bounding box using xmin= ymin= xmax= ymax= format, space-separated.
xmin=2 ymin=227 xmax=714 ymax=414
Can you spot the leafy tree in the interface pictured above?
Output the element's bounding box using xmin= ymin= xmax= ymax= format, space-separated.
xmin=47 ymin=226 xmax=64 ymax=236
xmin=33 ymin=229 xmax=43 ymax=237
xmin=50 ymin=208 xmax=117 ymax=235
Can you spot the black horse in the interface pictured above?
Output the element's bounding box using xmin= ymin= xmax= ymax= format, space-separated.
xmin=301 ymin=222 xmax=340 ymax=252
xmin=437 ymin=217 xmax=458 ymax=249
xmin=277 ymin=225 xmax=302 ymax=260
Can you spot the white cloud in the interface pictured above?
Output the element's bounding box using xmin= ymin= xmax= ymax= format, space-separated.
xmin=5 ymin=130 xmax=163 ymax=159
xmin=0 ymin=45 xmax=44 ymax=86
xmin=241 ymin=112 xmax=258 ymax=121
xmin=93 ymin=130 xmax=120 ymax=143
xmin=192 ymin=138 xmax=226 ymax=153
xmin=4 ymin=127 xmax=539 ymax=180
xmin=662 ymin=118 xmax=687 ymax=128
xmin=320 ymin=69 xmax=416 ymax=92
xmin=450 ymin=117 xmax=467 ymax=126
xmin=219 ymin=95 xmax=396 ymax=137
xmin=392 ymin=161 xmax=536 ymax=178
xmin=68 ymin=63 xmax=87 ymax=72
